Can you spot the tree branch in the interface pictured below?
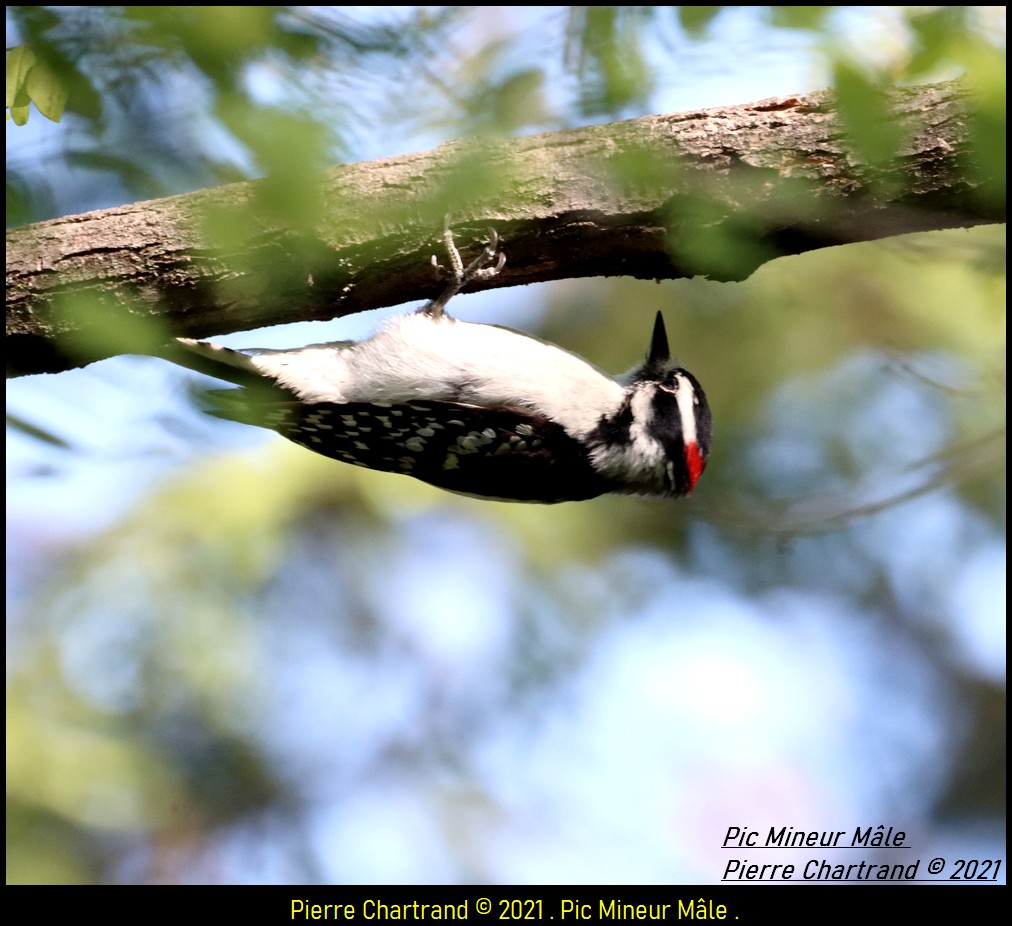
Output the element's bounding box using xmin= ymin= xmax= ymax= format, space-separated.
xmin=6 ymin=79 xmax=1001 ymax=377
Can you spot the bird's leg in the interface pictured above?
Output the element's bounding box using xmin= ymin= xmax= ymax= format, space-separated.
xmin=423 ymin=223 xmax=506 ymax=318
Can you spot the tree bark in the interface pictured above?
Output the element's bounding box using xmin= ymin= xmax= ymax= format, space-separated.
xmin=6 ymin=79 xmax=1001 ymax=377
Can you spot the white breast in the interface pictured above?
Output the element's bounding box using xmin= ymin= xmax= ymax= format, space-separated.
xmin=248 ymin=312 xmax=626 ymax=438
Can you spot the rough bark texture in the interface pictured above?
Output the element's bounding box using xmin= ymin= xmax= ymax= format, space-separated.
xmin=6 ymin=79 xmax=1002 ymax=377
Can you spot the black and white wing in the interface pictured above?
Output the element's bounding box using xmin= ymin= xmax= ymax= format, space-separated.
xmin=205 ymin=392 xmax=614 ymax=502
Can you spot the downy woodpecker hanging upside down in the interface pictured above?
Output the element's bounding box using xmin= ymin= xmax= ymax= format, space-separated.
xmin=173 ymin=228 xmax=712 ymax=503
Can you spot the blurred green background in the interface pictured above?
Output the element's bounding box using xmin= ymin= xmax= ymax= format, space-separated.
xmin=6 ymin=7 xmax=1005 ymax=884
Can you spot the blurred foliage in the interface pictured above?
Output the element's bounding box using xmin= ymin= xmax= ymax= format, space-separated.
xmin=6 ymin=6 xmax=464 ymax=221
xmin=6 ymin=6 xmax=1006 ymax=223
xmin=6 ymin=44 xmax=69 ymax=124
xmin=6 ymin=6 xmax=1006 ymax=885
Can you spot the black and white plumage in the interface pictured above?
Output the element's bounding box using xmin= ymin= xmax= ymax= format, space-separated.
xmin=173 ymin=229 xmax=712 ymax=503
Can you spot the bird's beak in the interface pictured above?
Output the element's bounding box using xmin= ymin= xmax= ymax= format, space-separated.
xmin=648 ymin=311 xmax=670 ymax=366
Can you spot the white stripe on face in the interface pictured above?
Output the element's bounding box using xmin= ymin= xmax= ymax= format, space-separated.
xmin=675 ymin=373 xmax=697 ymax=446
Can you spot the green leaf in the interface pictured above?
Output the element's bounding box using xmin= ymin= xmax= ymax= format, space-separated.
xmin=677 ymin=7 xmax=722 ymax=37
xmin=6 ymin=45 xmax=36 ymax=111
xmin=906 ymin=7 xmax=967 ymax=77
xmin=832 ymin=61 xmax=904 ymax=170
xmin=7 ymin=44 xmax=69 ymax=124
xmin=769 ymin=6 xmax=831 ymax=31
xmin=25 ymin=58 xmax=68 ymax=122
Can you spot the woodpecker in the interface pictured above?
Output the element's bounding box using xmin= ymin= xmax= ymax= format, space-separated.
xmin=172 ymin=228 xmax=712 ymax=503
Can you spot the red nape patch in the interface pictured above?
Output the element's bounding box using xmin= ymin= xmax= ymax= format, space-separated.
xmin=685 ymin=442 xmax=705 ymax=492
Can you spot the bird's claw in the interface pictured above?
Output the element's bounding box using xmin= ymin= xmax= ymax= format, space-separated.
xmin=424 ymin=225 xmax=506 ymax=317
